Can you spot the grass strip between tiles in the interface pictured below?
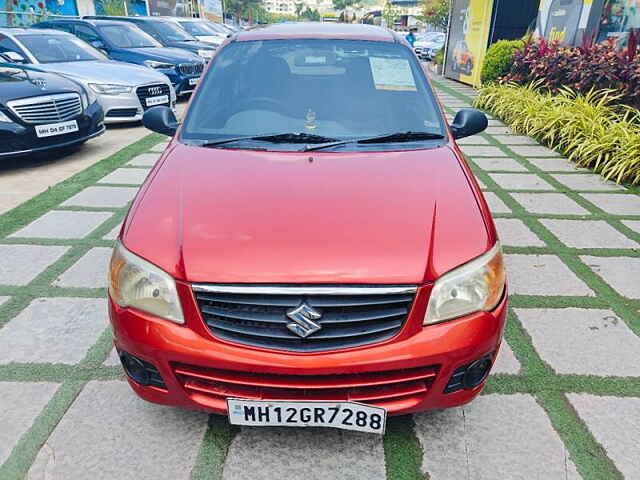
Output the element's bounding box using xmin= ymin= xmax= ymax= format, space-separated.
xmin=384 ymin=415 xmax=424 ymax=480
xmin=190 ymin=415 xmax=239 ymax=480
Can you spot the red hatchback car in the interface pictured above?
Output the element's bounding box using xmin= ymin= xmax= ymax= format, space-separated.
xmin=109 ymin=23 xmax=507 ymax=434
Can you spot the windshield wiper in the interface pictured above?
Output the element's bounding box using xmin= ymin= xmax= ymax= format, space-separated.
xmin=303 ymin=131 xmax=445 ymax=152
xmin=194 ymin=132 xmax=340 ymax=148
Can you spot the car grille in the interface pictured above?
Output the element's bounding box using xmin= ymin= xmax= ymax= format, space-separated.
xmin=7 ymin=93 xmax=82 ymax=125
xmin=177 ymin=63 xmax=204 ymax=76
xmin=173 ymin=362 xmax=439 ymax=406
xmin=193 ymin=285 xmax=416 ymax=352
xmin=136 ymin=84 xmax=171 ymax=110
xmin=106 ymin=108 xmax=139 ymax=118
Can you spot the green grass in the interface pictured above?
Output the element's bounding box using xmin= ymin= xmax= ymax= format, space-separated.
xmin=384 ymin=416 xmax=424 ymax=480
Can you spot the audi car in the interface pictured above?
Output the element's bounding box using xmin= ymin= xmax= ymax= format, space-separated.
xmin=32 ymin=19 xmax=203 ymax=98
xmin=0 ymin=28 xmax=177 ymax=124
xmin=0 ymin=59 xmax=104 ymax=158
xmin=109 ymin=23 xmax=506 ymax=434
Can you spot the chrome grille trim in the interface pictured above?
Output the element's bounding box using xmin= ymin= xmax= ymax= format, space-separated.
xmin=192 ymin=284 xmax=417 ymax=295
xmin=7 ymin=93 xmax=82 ymax=124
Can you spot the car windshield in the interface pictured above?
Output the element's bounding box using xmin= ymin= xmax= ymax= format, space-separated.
xmin=98 ymin=24 xmax=161 ymax=48
xmin=17 ymin=34 xmax=105 ymax=63
xmin=180 ymin=21 xmax=213 ymax=36
xmin=181 ymin=39 xmax=445 ymax=151
xmin=205 ymin=22 xmax=231 ymax=34
xmin=153 ymin=21 xmax=196 ymax=42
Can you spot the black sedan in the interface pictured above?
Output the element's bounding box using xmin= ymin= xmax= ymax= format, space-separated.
xmin=0 ymin=59 xmax=104 ymax=158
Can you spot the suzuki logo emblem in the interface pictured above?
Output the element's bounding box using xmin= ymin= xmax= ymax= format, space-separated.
xmin=286 ymin=302 xmax=322 ymax=338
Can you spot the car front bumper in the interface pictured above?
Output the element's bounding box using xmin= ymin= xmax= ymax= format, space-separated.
xmin=173 ymin=76 xmax=200 ymax=96
xmin=0 ymin=101 xmax=104 ymax=158
xmin=98 ymin=86 xmax=177 ymax=124
xmin=109 ymin=283 xmax=508 ymax=416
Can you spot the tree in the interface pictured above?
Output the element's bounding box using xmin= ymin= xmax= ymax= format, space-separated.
xmin=301 ymin=7 xmax=321 ymax=21
xmin=333 ymin=0 xmax=357 ymax=12
xmin=422 ymin=0 xmax=449 ymax=30
xmin=225 ymin=0 xmax=263 ymax=24
xmin=295 ymin=2 xmax=304 ymax=18
xmin=382 ymin=0 xmax=399 ymax=28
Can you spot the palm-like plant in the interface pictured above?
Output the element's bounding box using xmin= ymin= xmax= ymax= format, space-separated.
xmin=225 ymin=0 xmax=263 ymax=24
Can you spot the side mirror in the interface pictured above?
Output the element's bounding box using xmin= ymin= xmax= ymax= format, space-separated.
xmin=2 ymin=51 xmax=26 ymax=63
xmin=450 ymin=108 xmax=488 ymax=140
xmin=90 ymin=40 xmax=105 ymax=49
xmin=143 ymin=106 xmax=179 ymax=137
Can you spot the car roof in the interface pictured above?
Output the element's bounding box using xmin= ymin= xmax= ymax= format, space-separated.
xmin=235 ymin=22 xmax=398 ymax=43
xmin=0 ymin=27 xmax=71 ymax=36
xmin=165 ymin=17 xmax=198 ymax=22
xmin=42 ymin=18 xmax=129 ymax=27
xmin=108 ymin=16 xmax=168 ymax=22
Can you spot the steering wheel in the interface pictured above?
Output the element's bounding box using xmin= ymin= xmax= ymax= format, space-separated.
xmin=235 ymin=96 xmax=284 ymax=113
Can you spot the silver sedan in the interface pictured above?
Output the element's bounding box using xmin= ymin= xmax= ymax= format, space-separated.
xmin=0 ymin=28 xmax=176 ymax=124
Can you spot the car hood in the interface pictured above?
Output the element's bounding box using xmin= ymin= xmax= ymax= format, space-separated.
xmin=415 ymin=41 xmax=443 ymax=49
xmin=35 ymin=61 xmax=170 ymax=86
xmin=0 ymin=68 xmax=82 ymax=104
xmin=167 ymin=40 xmax=215 ymax=51
xmin=193 ymin=34 xmax=223 ymax=45
xmin=123 ymin=144 xmax=491 ymax=284
xmin=123 ymin=47 xmax=203 ymax=64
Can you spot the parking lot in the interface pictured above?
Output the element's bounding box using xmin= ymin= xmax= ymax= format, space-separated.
xmin=0 ymin=75 xmax=638 ymax=480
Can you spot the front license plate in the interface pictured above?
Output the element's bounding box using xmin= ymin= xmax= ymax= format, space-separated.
xmin=35 ymin=120 xmax=78 ymax=138
xmin=189 ymin=77 xmax=198 ymax=86
xmin=227 ymin=399 xmax=387 ymax=434
xmin=146 ymin=95 xmax=169 ymax=107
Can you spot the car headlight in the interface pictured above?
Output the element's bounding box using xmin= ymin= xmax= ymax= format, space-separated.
xmin=197 ymin=49 xmax=213 ymax=59
xmin=144 ymin=60 xmax=175 ymax=70
xmin=85 ymin=85 xmax=98 ymax=106
xmin=108 ymin=241 xmax=184 ymax=324
xmin=88 ymin=83 xmax=133 ymax=95
xmin=424 ymin=242 xmax=505 ymax=325
xmin=0 ymin=110 xmax=14 ymax=123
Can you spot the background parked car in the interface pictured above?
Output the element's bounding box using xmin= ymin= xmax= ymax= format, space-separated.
xmin=85 ymin=16 xmax=216 ymax=62
xmin=414 ymin=32 xmax=446 ymax=61
xmin=0 ymin=28 xmax=177 ymax=124
xmin=0 ymin=57 xmax=104 ymax=158
xmin=162 ymin=17 xmax=227 ymax=48
xmin=32 ymin=19 xmax=204 ymax=97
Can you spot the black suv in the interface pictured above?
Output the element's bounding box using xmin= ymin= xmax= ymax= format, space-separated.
xmin=0 ymin=59 xmax=104 ymax=158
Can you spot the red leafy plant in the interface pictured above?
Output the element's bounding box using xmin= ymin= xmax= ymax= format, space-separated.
xmin=501 ymin=31 xmax=640 ymax=108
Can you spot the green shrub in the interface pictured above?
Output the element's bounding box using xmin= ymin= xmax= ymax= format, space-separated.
xmin=434 ymin=47 xmax=444 ymax=66
xmin=480 ymin=39 xmax=524 ymax=85
xmin=474 ymin=82 xmax=640 ymax=184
